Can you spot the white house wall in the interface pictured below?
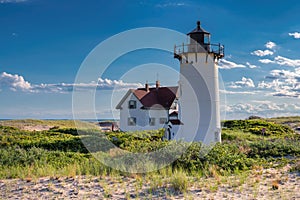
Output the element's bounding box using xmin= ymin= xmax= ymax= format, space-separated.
xmin=119 ymin=93 xmax=169 ymax=132
xmin=120 ymin=94 xmax=143 ymax=131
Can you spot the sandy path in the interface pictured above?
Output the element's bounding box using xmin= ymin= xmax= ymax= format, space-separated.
xmin=22 ymin=125 xmax=54 ymax=131
xmin=0 ymin=166 xmax=299 ymax=199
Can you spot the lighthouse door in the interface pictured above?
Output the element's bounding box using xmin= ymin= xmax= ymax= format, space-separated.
xmin=168 ymin=129 xmax=171 ymax=140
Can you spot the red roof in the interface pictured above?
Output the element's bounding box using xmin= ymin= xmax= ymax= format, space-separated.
xmin=134 ymin=86 xmax=178 ymax=109
xmin=116 ymin=86 xmax=178 ymax=110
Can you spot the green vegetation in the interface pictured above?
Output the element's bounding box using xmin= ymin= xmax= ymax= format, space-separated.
xmin=0 ymin=118 xmax=299 ymax=193
xmin=266 ymin=116 xmax=300 ymax=124
xmin=223 ymin=119 xmax=294 ymax=136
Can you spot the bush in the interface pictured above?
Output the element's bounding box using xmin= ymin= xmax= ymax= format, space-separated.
xmin=206 ymin=143 xmax=253 ymax=173
xmin=221 ymin=132 xmax=237 ymax=141
xmin=248 ymin=139 xmax=300 ymax=158
xmin=223 ymin=119 xmax=293 ymax=135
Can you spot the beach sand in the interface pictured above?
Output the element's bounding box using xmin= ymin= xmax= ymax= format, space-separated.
xmin=0 ymin=165 xmax=299 ymax=199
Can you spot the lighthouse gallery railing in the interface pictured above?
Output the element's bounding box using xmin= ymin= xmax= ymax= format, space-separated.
xmin=174 ymin=43 xmax=224 ymax=59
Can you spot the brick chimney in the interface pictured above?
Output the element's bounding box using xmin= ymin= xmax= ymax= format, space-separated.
xmin=145 ymin=82 xmax=149 ymax=92
xmin=156 ymin=80 xmax=160 ymax=89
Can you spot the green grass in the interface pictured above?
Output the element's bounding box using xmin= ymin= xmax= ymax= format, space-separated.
xmin=266 ymin=116 xmax=300 ymax=124
xmin=0 ymin=118 xmax=299 ymax=180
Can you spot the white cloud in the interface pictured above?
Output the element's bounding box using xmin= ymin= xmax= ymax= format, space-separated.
xmin=219 ymin=90 xmax=257 ymax=95
xmin=251 ymin=49 xmax=274 ymax=57
xmin=272 ymin=90 xmax=299 ymax=98
xmin=229 ymin=77 xmax=255 ymax=88
xmin=274 ymin=56 xmax=300 ymax=67
xmin=258 ymin=80 xmax=279 ymax=89
xmin=0 ymin=72 xmax=32 ymax=91
xmin=218 ymin=59 xmax=246 ymax=69
xmin=246 ymin=62 xmax=258 ymax=69
xmin=225 ymin=103 xmax=282 ymax=114
xmin=0 ymin=0 xmax=27 ymax=3
xmin=156 ymin=2 xmax=186 ymax=7
xmin=258 ymin=56 xmax=300 ymax=67
xmin=265 ymin=41 xmax=276 ymax=49
xmin=258 ymin=59 xmax=275 ymax=64
xmin=225 ymin=102 xmax=300 ymax=115
xmin=257 ymin=67 xmax=300 ymax=98
xmin=267 ymin=69 xmax=300 ymax=81
xmin=96 ymin=78 xmax=143 ymax=90
xmin=0 ymin=72 xmax=143 ymax=93
xmin=288 ymin=32 xmax=300 ymax=39
xmin=224 ymin=101 xmax=300 ymax=119
xmin=225 ymin=103 xmax=254 ymax=114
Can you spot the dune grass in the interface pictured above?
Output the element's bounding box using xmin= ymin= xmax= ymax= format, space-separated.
xmin=0 ymin=118 xmax=299 ymax=186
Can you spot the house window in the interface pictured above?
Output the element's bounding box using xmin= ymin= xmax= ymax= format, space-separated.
xmin=149 ymin=117 xmax=155 ymax=126
xmin=128 ymin=117 xmax=136 ymax=126
xmin=159 ymin=118 xmax=167 ymax=124
xmin=128 ymin=100 xmax=136 ymax=109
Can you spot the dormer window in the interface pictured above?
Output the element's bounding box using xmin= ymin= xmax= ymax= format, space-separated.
xmin=128 ymin=100 xmax=136 ymax=109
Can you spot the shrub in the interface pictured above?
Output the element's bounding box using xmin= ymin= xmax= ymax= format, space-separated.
xmin=221 ymin=132 xmax=237 ymax=141
xmin=248 ymin=139 xmax=300 ymax=158
xmin=206 ymin=143 xmax=253 ymax=173
xmin=223 ymin=119 xmax=293 ymax=135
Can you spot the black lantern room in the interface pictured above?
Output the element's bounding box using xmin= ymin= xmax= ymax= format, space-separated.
xmin=174 ymin=20 xmax=224 ymax=60
xmin=187 ymin=21 xmax=211 ymax=51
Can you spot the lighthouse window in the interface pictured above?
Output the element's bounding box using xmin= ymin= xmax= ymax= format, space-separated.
xmin=128 ymin=117 xmax=136 ymax=126
xmin=204 ymin=35 xmax=210 ymax=44
xmin=149 ymin=118 xmax=155 ymax=126
xmin=128 ymin=100 xmax=136 ymax=109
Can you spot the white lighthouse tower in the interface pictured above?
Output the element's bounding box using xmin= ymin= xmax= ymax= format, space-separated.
xmin=174 ymin=21 xmax=224 ymax=144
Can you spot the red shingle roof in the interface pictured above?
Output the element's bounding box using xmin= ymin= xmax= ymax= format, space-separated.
xmin=134 ymin=86 xmax=178 ymax=109
xmin=116 ymin=86 xmax=178 ymax=110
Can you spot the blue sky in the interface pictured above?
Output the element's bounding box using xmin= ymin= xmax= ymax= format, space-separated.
xmin=1 ymin=0 xmax=300 ymax=119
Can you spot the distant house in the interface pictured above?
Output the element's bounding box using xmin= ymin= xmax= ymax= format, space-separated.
xmin=116 ymin=81 xmax=180 ymax=132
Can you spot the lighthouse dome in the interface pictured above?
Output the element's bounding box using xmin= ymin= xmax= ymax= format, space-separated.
xmin=187 ymin=21 xmax=210 ymax=35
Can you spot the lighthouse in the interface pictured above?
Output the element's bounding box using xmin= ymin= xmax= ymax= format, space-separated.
xmin=174 ymin=21 xmax=224 ymax=144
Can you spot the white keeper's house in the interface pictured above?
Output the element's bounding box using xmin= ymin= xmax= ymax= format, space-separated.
xmin=116 ymin=20 xmax=224 ymax=144
xmin=116 ymin=81 xmax=180 ymax=133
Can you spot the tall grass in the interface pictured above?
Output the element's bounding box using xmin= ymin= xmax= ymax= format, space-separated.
xmin=170 ymin=169 xmax=188 ymax=193
xmin=0 ymin=119 xmax=299 ymax=180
